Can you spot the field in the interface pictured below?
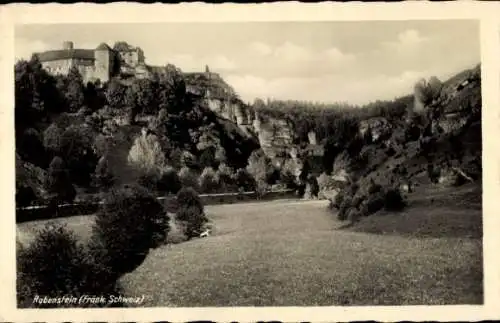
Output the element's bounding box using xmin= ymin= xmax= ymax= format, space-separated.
xmin=17 ymin=185 xmax=482 ymax=306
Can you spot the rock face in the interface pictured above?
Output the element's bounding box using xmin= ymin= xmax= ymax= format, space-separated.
xmin=253 ymin=114 xmax=294 ymax=160
xmin=359 ymin=117 xmax=392 ymax=142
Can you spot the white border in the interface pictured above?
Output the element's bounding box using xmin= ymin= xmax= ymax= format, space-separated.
xmin=1 ymin=2 xmax=499 ymax=322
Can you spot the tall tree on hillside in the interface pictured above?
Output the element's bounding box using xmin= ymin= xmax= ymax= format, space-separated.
xmin=43 ymin=123 xmax=64 ymax=156
xmin=246 ymin=149 xmax=276 ymax=187
xmin=15 ymin=57 xmax=63 ymax=133
xmin=106 ymin=78 xmax=127 ymax=109
xmin=124 ymin=78 xmax=157 ymax=119
xmin=59 ymin=124 xmax=98 ymax=186
xmin=45 ymin=156 xmax=76 ymax=204
xmin=93 ymin=156 xmax=115 ymax=191
xmin=64 ymin=67 xmax=85 ymax=112
xmin=157 ymin=64 xmax=186 ymax=114
xmin=127 ymin=130 xmax=167 ymax=177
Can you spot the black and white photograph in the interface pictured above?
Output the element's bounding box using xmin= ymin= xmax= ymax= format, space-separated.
xmin=2 ymin=2 xmax=498 ymax=321
xmin=12 ymin=18 xmax=484 ymax=309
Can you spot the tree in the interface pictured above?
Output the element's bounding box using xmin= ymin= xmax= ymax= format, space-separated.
xmin=93 ymin=156 xmax=114 ymax=191
xmin=414 ymin=76 xmax=442 ymax=110
xmin=157 ymin=166 xmax=182 ymax=195
xmin=105 ymin=78 xmax=126 ymax=109
xmin=17 ymin=224 xmax=90 ymax=307
xmin=45 ymin=156 xmax=76 ymax=204
xmin=15 ymin=57 xmax=63 ymax=133
xmin=64 ymin=67 xmax=85 ymax=112
xmin=216 ymin=163 xmax=237 ymax=192
xmin=176 ymin=187 xmax=207 ymax=239
xmin=233 ymin=168 xmax=256 ymax=192
xmin=18 ymin=128 xmax=46 ymax=167
xmin=133 ymin=78 xmax=157 ymax=114
xmin=246 ymin=149 xmax=276 ymax=185
xmin=91 ymin=184 xmax=169 ymax=279
xmin=178 ymin=166 xmax=199 ymax=190
xmin=59 ymin=124 xmax=98 ymax=186
xmin=156 ymin=63 xmax=186 ymax=114
xmin=43 ymin=123 xmax=63 ymax=154
xmin=127 ymin=130 xmax=167 ymax=176
xmin=199 ymin=167 xmax=218 ymax=193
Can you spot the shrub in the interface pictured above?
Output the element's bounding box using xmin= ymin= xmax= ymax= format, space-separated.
xmin=177 ymin=186 xmax=204 ymax=212
xmin=17 ymin=224 xmax=116 ymax=308
xmin=91 ymin=184 xmax=169 ymax=278
xmin=176 ymin=187 xmax=207 ymax=239
xmin=383 ymin=188 xmax=406 ymax=211
xmin=176 ymin=206 xmax=208 ymax=239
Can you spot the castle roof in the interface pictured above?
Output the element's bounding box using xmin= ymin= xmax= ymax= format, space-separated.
xmin=34 ymin=49 xmax=95 ymax=62
xmin=96 ymin=43 xmax=111 ymax=51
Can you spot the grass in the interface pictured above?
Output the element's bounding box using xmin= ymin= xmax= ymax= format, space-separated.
xmin=17 ymin=189 xmax=482 ymax=306
xmin=122 ymin=197 xmax=482 ymax=306
xmin=346 ymin=183 xmax=482 ymax=239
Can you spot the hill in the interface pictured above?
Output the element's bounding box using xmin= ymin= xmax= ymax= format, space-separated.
xmin=15 ymin=56 xmax=481 ymax=221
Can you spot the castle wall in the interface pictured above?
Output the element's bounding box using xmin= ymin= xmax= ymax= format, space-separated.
xmin=42 ymin=59 xmax=73 ymax=75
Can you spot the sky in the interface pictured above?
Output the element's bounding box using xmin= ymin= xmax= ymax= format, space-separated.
xmin=15 ymin=21 xmax=480 ymax=105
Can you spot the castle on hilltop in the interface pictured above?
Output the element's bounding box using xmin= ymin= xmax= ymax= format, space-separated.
xmin=34 ymin=41 xmax=150 ymax=83
xmin=34 ymin=41 xmax=253 ymax=126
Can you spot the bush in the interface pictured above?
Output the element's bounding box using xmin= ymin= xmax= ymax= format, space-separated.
xmin=17 ymin=224 xmax=118 ymax=308
xmin=176 ymin=186 xmax=204 ymax=212
xmin=17 ymin=224 xmax=84 ymax=306
xmin=176 ymin=187 xmax=207 ymax=239
xmin=176 ymin=206 xmax=208 ymax=239
xmin=383 ymin=188 xmax=406 ymax=211
xmin=91 ymin=184 xmax=169 ymax=278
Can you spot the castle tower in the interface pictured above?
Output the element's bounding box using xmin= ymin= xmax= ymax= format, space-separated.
xmin=63 ymin=41 xmax=74 ymax=50
xmin=94 ymin=43 xmax=113 ymax=82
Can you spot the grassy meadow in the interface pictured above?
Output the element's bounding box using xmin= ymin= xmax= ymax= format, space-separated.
xmin=17 ymin=184 xmax=482 ymax=306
